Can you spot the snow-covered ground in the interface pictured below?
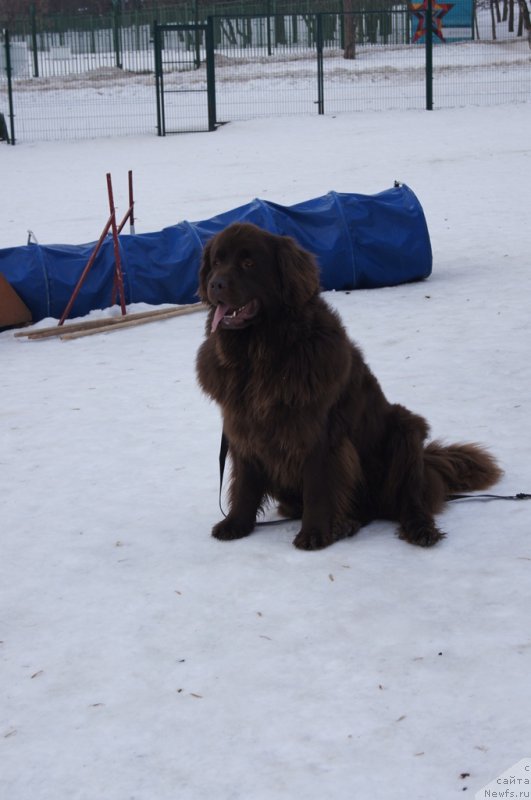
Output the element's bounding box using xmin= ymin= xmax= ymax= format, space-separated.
xmin=1 ymin=103 xmax=531 ymax=799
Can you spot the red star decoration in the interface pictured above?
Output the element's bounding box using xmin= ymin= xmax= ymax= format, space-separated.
xmin=409 ymin=0 xmax=454 ymax=43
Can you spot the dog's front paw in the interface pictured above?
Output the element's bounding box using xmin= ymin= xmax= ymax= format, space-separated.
xmin=293 ymin=526 xmax=331 ymax=551
xmin=398 ymin=522 xmax=446 ymax=547
xmin=212 ymin=516 xmax=254 ymax=541
xmin=293 ymin=519 xmax=361 ymax=551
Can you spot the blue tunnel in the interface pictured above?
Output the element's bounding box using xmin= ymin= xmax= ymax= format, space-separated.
xmin=0 ymin=183 xmax=432 ymax=322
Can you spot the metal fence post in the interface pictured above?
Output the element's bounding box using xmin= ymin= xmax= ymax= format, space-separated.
xmin=206 ymin=16 xmax=217 ymax=131
xmin=3 ymin=29 xmax=16 ymax=145
xmin=425 ymin=0 xmax=433 ymax=110
xmin=153 ymin=22 xmax=164 ymax=136
xmin=316 ymin=13 xmax=324 ymax=114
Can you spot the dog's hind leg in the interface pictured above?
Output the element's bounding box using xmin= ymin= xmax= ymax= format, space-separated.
xmin=293 ymin=436 xmax=363 ymax=550
xmin=383 ymin=404 xmax=446 ymax=548
xmin=276 ymin=492 xmax=303 ymax=521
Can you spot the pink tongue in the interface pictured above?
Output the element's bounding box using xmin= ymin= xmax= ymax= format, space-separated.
xmin=211 ymin=303 xmax=230 ymax=333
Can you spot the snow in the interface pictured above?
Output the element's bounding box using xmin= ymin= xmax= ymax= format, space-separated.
xmin=1 ymin=103 xmax=531 ymax=799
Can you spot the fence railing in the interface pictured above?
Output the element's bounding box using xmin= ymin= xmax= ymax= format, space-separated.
xmin=1 ymin=7 xmax=530 ymax=144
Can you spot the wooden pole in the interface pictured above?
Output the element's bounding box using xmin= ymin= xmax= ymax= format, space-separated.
xmin=15 ymin=303 xmax=205 ymax=341
xmin=60 ymin=305 xmax=204 ymax=340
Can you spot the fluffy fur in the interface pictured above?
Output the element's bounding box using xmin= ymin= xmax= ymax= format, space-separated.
xmin=196 ymin=222 xmax=502 ymax=550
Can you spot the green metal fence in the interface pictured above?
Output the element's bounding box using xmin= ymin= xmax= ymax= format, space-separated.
xmin=1 ymin=5 xmax=530 ymax=144
xmin=154 ymin=20 xmax=217 ymax=133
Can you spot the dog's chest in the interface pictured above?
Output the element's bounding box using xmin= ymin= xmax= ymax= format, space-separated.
xmin=224 ymin=367 xmax=324 ymax=475
xmin=198 ymin=330 xmax=328 ymax=460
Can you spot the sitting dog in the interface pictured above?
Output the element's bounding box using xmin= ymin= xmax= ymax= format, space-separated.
xmin=196 ymin=223 xmax=502 ymax=550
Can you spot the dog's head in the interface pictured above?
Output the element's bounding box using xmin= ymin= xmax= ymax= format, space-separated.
xmin=198 ymin=223 xmax=320 ymax=333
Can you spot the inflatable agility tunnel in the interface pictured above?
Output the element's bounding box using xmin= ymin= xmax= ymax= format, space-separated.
xmin=0 ymin=183 xmax=432 ymax=323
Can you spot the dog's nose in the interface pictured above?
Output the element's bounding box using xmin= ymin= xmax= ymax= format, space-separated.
xmin=209 ymin=276 xmax=226 ymax=292
xmin=208 ymin=275 xmax=228 ymax=302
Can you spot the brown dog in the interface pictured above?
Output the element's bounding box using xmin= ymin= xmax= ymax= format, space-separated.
xmin=196 ymin=222 xmax=501 ymax=550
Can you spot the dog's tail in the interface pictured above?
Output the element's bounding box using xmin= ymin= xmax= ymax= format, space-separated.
xmin=424 ymin=441 xmax=503 ymax=496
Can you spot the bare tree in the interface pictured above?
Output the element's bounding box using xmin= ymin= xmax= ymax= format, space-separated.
xmin=517 ymin=0 xmax=531 ymax=42
xmin=343 ymin=0 xmax=356 ymax=59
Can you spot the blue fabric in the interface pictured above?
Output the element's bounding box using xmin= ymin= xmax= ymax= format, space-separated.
xmin=0 ymin=184 xmax=432 ymax=322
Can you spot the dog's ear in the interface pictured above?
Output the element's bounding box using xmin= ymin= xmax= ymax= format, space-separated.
xmin=198 ymin=238 xmax=213 ymax=302
xmin=275 ymin=235 xmax=320 ymax=309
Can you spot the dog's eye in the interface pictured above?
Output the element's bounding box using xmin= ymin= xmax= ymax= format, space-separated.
xmin=241 ymin=258 xmax=254 ymax=269
xmin=212 ymin=258 xmax=220 ymax=267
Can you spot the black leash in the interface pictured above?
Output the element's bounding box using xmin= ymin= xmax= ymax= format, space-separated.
xmin=448 ymin=492 xmax=531 ymax=502
xmin=219 ymin=431 xmax=530 ymax=518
